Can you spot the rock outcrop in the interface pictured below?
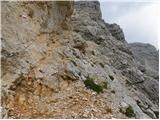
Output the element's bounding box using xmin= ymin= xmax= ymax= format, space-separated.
xmin=129 ymin=43 xmax=159 ymax=117
xmin=129 ymin=43 xmax=159 ymax=80
xmin=105 ymin=23 xmax=126 ymax=42
xmin=1 ymin=1 xmax=159 ymax=119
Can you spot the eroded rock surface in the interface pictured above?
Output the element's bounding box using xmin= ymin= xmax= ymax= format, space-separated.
xmin=129 ymin=43 xmax=159 ymax=80
xmin=1 ymin=1 xmax=159 ymax=119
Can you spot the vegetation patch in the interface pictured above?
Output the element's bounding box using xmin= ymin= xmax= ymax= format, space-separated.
xmin=119 ymin=105 xmax=135 ymax=118
xmin=101 ymin=81 xmax=108 ymax=89
xmin=84 ymin=76 xmax=103 ymax=94
xmin=125 ymin=105 xmax=135 ymax=117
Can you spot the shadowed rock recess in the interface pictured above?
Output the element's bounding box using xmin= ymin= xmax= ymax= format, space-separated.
xmin=1 ymin=1 xmax=159 ymax=119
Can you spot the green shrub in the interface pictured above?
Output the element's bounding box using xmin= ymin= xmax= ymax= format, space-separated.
xmin=125 ymin=105 xmax=135 ymax=117
xmin=119 ymin=105 xmax=135 ymax=118
xmin=84 ymin=76 xmax=103 ymax=94
xmin=101 ymin=81 xmax=108 ymax=89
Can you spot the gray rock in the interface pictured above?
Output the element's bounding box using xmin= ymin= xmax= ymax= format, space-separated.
xmin=142 ymin=108 xmax=157 ymax=119
xmin=129 ymin=42 xmax=159 ymax=80
xmin=105 ymin=23 xmax=125 ymax=42
xmin=72 ymin=1 xmax=158 ymax=118
xmin=65 ymin=62 xmax=81 ymax=80
xmin=1 ymin=0 xmax=158 ymax=119
xmin=1 ymin=107 xmax=9 ymax=119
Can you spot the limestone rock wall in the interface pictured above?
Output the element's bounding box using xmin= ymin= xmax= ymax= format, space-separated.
xmin=1 ymin=1 xmax=159 ymax=119
xmin=71 ymin=1 xmax=159 ymax=118
xmin=105 ymin=23 xmax=126 ymax=42
xmin=129 ymin=43 xmax=159 ymax=79
xmin=1 ymin=1 xmax=73 ymax=88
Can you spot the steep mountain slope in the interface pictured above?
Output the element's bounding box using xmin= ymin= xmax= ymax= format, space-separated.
xmin=1 ymin=1 xmax=159 ymax=119
xmin=129 ymin=43 xmax=159 ymax=80
xmin=72 ymin=1 xmax=159 ymax=118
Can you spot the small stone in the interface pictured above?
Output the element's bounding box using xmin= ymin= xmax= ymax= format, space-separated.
xmin=82 ymin=98 xmax=88 ymax=101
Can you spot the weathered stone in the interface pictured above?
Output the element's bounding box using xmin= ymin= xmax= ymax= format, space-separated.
xmin=129 ymin=43 xmax=159 ymax=80
xmin=1 ymin=0 xmax=158 ymax=119
xmin=105 ymin=23 xmax=125 ymax=42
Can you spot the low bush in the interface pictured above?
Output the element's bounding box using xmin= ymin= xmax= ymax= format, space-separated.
xmin=101 ymin=81 xmax=108 ymax=89
xmin=119 ymin=105 xmax=135 ymax=118
xmin=125 ymin=105 xmax=135 ymax=117
xmin=84 ymin=76 xmax=103 ymax=94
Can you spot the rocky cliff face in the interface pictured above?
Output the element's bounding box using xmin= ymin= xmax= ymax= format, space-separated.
xmin=129 ymin=43 xmax=159 ymax=80
xmin=1 ymin=1 xmax=159 ymax=119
